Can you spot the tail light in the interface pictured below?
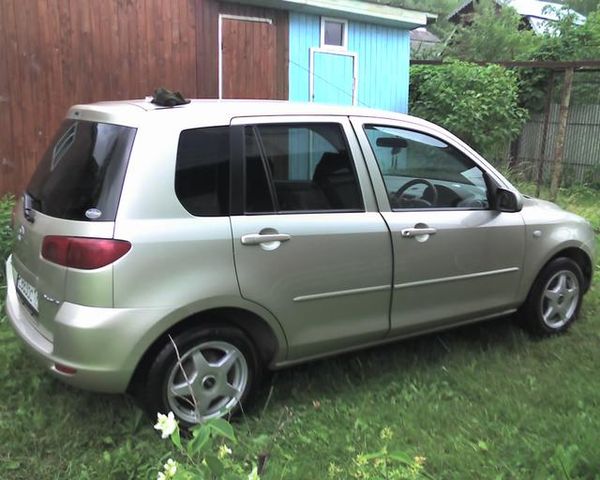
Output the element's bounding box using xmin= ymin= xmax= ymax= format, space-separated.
xmin=42 ymin=236 xmax=131 ymax=269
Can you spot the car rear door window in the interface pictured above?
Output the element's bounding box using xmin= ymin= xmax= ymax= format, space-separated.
xmin=244 ymin=123 xmax=363 ymax=213
xmin=175 ymin=126 xmax=230 ymax=216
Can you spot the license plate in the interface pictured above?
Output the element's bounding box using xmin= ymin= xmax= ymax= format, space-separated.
xmin=16 ymin=275 xmax=39 ymax=313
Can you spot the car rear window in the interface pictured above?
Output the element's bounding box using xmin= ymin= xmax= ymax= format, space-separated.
xmin=27 ymin=119 xmax=136 ymax=221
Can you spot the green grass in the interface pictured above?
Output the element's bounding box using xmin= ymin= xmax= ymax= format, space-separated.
xmin=1 ymin=188 xmax=599 ymax=479
xmin=517 ymin=183 xmax=600 ymax=232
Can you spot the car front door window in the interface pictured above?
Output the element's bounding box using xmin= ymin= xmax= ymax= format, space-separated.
xmin=364 ymin=125 xmax=490 ymax=210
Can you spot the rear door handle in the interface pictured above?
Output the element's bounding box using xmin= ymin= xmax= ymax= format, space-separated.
xmin=241 ymin=233 xmax=291 ymax=245
xmin=401 ymin=227 xmax=437 ymax=238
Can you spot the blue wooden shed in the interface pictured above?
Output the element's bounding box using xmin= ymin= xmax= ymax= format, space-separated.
xmin=216 ymin=0 xmax=433 ymax=113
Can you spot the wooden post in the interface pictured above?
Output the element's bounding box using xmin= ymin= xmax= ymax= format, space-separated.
xmin=549 ymin=67 xmax=574 ymax=201
xmin=535 ymin=71 xmax=555 ymax=197
xmin=508 ymin=136 xmax=520 ymax=171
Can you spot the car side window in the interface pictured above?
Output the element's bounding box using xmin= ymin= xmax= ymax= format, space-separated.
xmin=364 ymin=125 xmax=490 ymax=210
xmin=244 ymin=123 xmax=364 ymax=213
xmin=175 ymin=126 xmax=230 ymax=216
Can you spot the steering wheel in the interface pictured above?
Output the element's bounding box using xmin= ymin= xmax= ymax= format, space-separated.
xmin=392 ymin=178 xmax=438 ymax=208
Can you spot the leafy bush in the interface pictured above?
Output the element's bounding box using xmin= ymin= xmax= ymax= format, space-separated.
xmin=410 ymin=61 xmax=528 ymax=161
xmin=153 ymin=413 xmax=432 ymax=480
xmin=153 ymin=412 xmax=256 ymax=479
xmin=0 ymin=195 xmax=15 ymax=282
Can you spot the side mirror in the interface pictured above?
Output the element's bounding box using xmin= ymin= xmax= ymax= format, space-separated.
xmin=495 ymin=188 xmax=522 ymax=213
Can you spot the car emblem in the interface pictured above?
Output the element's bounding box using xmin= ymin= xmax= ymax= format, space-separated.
xmin=85 ymin=208 xmax=102 ymax=220
xmin=17 ymin=225 xmax=25 ymax=242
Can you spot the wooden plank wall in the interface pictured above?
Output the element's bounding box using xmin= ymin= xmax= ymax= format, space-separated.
xmin=0 ymin=0 xmax=289 ymax=196
xmin=0 ymin=0 xmax=198 ymax=195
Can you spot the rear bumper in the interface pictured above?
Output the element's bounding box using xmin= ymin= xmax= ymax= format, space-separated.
xmin=5 ymin=255 xmax=171 ymax=393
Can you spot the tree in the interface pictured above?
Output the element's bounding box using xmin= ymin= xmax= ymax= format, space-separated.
xmin=559 ymin=0 xmax=599 ymax=16
xmin=370 ymin=0 xmax=461 ymax=15
xmin=368 ymin=0 xmax=463 ymax=38
xmin=520 ymin=6 xmax=600 ymax=113
xmin=444 ymin=0 xmax=541 ymax=62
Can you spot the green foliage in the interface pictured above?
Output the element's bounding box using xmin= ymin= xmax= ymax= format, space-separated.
xmin=564 ymin=0 xmax=600 ymax=15
xmin=554 ymin=185 xmax=600 ymax=231
xmin=0 ymin=195 xmax=15 ymax=283
xmin=369 ymin=0 xmax=461 ymax=15
xmin=154 ymin=415 xmax=433 ymax=480
xmin=326 ymin=428 xmax=431 ymax=480
xmin=534 ymin=7 xmax=600 ymax=60
xmin=445 ymin=0 xmax=542 ymax=62
xmin=410 ymin=61 xmax=528 ymax=159
xmin=442 ymin=1 xmax=600 ymax=112
xmin=520 ymin=7 xmax=600 ymax=109
xmin=380 ymin=0 xmax=464 ymax=38
xmin=154 ymin=416 xmax=253 ymax=480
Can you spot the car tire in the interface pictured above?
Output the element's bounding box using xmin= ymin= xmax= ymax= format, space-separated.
xmin=142 ymin=325 xmax=261 ymax=427
xmin=519 ymin=257 xmax=584 ymax=336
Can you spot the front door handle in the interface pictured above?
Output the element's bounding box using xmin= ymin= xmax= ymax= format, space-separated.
xmin=401 ymin=227 xmax=437 ymax=238
xmin=241 ymin=233 xmax=291 ymax=245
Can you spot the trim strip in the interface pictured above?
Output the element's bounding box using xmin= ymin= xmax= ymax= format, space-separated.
xmin=394 ymin=267 xmax=520 ymax=290
xmin=293 ymin=284 xmax=389 ymax=303
xmin=293 ymin=268 xmax=520 ymax=302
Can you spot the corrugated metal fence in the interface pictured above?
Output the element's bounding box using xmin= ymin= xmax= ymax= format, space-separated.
xmin=515 ymin=103 xmax=600 ymax=185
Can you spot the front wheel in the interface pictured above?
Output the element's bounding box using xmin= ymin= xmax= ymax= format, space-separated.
xmin=142 ymin=325 xmax=261 ymax=426
xmin=519 ymin=257 xmax=584 ymax=336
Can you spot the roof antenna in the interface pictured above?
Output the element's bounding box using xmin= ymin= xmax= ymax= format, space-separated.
xmin=151 ymin=87 xmax=191 ymax=107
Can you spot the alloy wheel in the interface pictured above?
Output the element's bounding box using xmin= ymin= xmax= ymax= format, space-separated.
xmin=166 ymin=341 xmax=249 ymax=424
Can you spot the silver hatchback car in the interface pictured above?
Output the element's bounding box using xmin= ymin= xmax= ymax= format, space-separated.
xmin=5 ymin=100 xmax=596 ymax=425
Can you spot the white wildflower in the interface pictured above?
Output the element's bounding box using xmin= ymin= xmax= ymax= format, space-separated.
xmin=163 ymin=458 xmax=177 ymax=477
xmin=154 ymin=411 xmax=178 ymax=439
xmin=218 ymin=444 xmax=233 ymax=459
xmin=248 ymin=465 xmax=260 ymax=480
xmin=156 ymin=458 xmax=178 ymax=480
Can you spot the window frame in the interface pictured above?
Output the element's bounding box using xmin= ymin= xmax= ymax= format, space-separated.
xmin=234 ymin=121 xmax=366 ymax=215
xmin=362 ymin=123 xmax=496 ymax=212
xmin=320 ymin=17 xmax=348 ymax=51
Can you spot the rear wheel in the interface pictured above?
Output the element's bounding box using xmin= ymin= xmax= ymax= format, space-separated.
xmin=520 ymin=257 xmax=584 ymax=336
xmin=142 ymin=325 xmax=260 ymax=426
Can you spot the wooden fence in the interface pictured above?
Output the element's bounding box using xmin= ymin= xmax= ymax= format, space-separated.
xmin=0 ymin=0 xmax=203 ymax=196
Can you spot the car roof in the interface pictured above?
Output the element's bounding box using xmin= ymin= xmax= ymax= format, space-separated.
xmin=67 ymin=99 xmax=432 ymax=130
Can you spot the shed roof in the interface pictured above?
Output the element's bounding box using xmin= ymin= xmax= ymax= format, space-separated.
xmin=410 ymin=27 xmax=441 ymax=43
xmin=224 ymin=0 xmax=436 ymax=29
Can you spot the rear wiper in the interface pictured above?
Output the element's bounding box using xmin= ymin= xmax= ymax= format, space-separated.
xmin=23 ymin=193 xmax=36 ymax=223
